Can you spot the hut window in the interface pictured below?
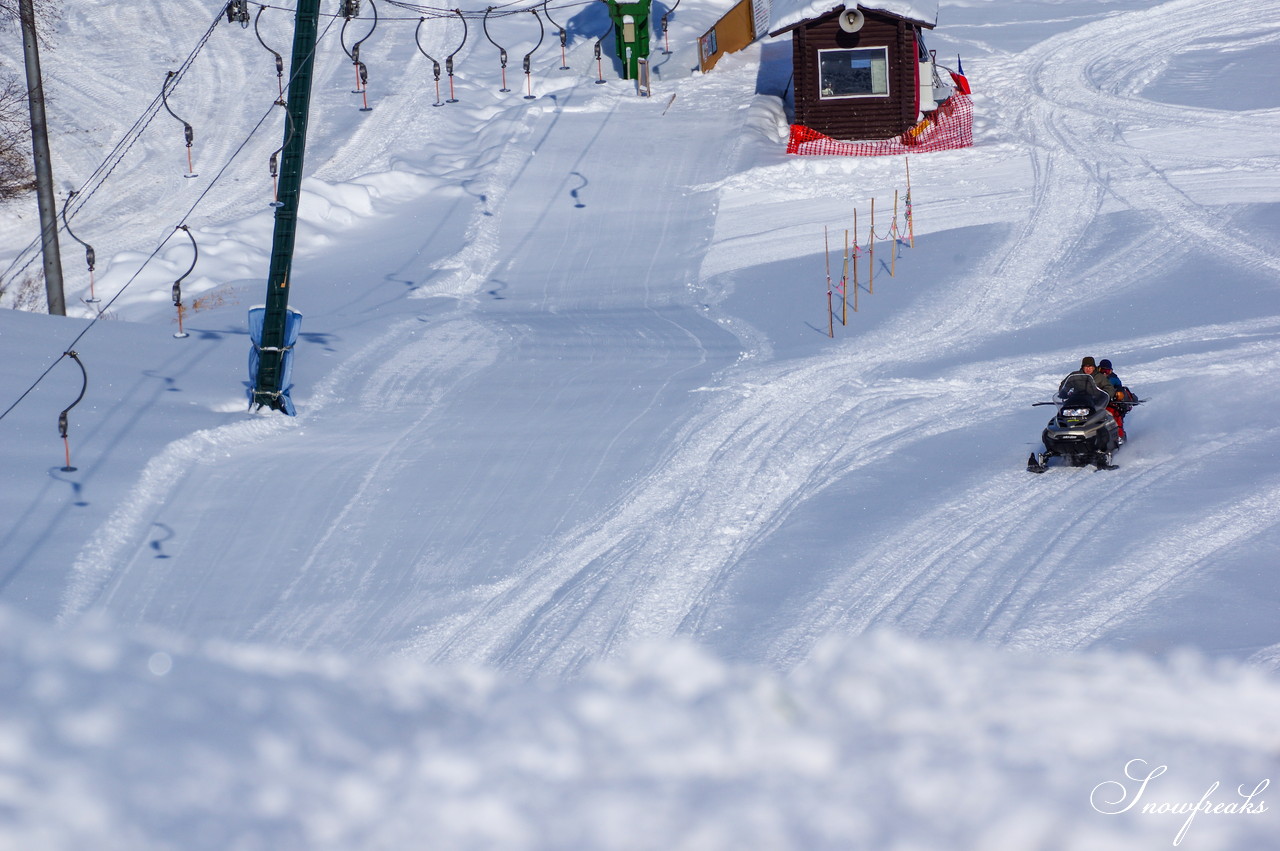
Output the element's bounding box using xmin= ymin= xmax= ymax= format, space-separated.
xmin=817 ymin=47 xmax=889 ymax=98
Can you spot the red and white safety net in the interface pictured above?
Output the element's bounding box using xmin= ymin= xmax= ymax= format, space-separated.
xmin=788 ymin=93 xmax=973 ymax=157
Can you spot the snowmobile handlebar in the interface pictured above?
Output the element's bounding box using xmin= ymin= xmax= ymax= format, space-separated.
xmin=1032 ymin=396 xmax=1144 ymax=407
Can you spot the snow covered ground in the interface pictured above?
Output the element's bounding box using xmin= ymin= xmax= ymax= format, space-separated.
xmin=2 ymin=0 xmax=1279 ymax=847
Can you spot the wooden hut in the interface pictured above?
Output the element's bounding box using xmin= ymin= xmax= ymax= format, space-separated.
xmin=768 ymin=2 xmax=943 ymax=141
xmin=698 ymin=0 xmax=773 ymax=73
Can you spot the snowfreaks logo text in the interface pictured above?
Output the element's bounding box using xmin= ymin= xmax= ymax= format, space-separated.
xmin=1090 ymin=759 xmax=1269 ymax=846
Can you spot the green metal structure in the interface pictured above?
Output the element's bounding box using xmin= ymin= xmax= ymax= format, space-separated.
xmin=252 ymin=0 xmax=321 ymax=413
xmin=604 ymin=0 xmax=652 ymax=80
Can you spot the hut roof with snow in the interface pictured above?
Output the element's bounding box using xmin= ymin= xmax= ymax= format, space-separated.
xmin=767 ymin=0 xmax=938 ymax=33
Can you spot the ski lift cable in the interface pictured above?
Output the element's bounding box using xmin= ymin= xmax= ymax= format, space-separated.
xmin=4 ymin=8 xmax=222 ymax=281
xmin=7 ymin=0 xmax=594 ymax=289
xmin=1 ymin=9 xmax=225 ymax=288
xmin=321 ymin=0 xmax=596 ymax=23
xmin=1 ymin=92 xmax=163 ymax=289
xmin=4 ymin=96 xmax=275 ymax=404
xmin=0 ymin=15 xmax=342 ymax=427
xmin=412 ymin=1 xmax=595 ymax=26
xmin=257 ymin=0 xmax=594 ymax=21
xmin=79 ymin=1 xmax=217 ymax=198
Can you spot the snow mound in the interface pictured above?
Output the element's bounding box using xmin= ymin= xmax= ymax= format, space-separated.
xmin=3 ymin=606 xmax=1277 ymax=850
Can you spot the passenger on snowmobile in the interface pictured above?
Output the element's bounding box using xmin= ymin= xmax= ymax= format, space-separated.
xmin=1096 ymin=358 xmax=1129 ymax=442
xmin=1097 ymin=359 xmax=1122 ymax=390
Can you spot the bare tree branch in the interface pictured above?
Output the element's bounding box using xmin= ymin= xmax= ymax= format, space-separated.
xmin=0 ymin=0 xmax=60 ymax=201
xmin=0 ymin=75 xmax=33 ymax=200
xmin=0 ymin=0 xmax=60 ymax=41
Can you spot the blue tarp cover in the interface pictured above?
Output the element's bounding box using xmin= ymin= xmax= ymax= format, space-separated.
xmin=248 ymin=306 xmax=303 ymax=416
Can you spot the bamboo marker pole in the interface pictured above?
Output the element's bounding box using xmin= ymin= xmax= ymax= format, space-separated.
xmin=841 ymin=228 xmax=850 ymax=325
xmin=852 ymin=208 xmax=859 ymax=312
xmin=825 ymin=226 xmax=833 ymax=338
xmin=905 ymin=156 xmax=915 ymax=248
xmin=891 ymin=190 xmax=899 ymax=277
xmin=869 ymin=198 xmax=875 ymax=295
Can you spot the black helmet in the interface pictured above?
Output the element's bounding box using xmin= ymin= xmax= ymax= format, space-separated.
xmin=1098 ymin=359 xmax=1113 ymax=371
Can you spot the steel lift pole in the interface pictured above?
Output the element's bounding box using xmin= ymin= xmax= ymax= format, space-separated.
xmin=252 ymin=0 xmax=320 ymax=412
xmin=18 ymin=0 xmax=65 ymax=315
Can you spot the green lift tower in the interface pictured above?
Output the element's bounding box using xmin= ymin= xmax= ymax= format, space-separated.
xmin=250 ymin=0 xmax=320 ymax=414
xmin=603 ymin=0 xmax=652 ymax=80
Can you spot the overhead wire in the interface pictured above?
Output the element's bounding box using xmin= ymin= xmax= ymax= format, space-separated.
xmin=384 ymin=0 xmax=596 ymax=20
xmin=1 ymin=3 xmax=226 ymax=290
xmin=2 ymin=0 xmax=655 ymax=424
xmin=0 ymin=8 xmax=342 ymax=427
xmin=6 ymin=0 xmax=647 ymax=311
xmin=250 ymin=0 xmax=596 ymax=22
xmin=0 ymin=6 xmax=227 ymax=290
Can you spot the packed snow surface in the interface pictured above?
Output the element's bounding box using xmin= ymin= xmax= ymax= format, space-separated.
xmin=1 ymin=0 xmax=1279 ymax=847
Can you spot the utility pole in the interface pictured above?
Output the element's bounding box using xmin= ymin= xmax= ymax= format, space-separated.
xmin=251 ymin=0 xmax=320 ymax=413
xmin=18 ymin=0 xmax=65 ymax=315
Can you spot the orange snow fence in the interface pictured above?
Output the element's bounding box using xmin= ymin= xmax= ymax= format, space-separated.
xmin=788 ymin=93 xmax=973 ymax=157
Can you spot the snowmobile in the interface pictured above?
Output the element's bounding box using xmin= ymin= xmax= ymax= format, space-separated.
xmin=1027 ymin=373 xmax=1133 ymax=473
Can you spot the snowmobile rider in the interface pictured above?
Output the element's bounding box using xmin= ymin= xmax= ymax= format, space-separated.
xmin=1057 ymin=356 xmax=1115 ymax=399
